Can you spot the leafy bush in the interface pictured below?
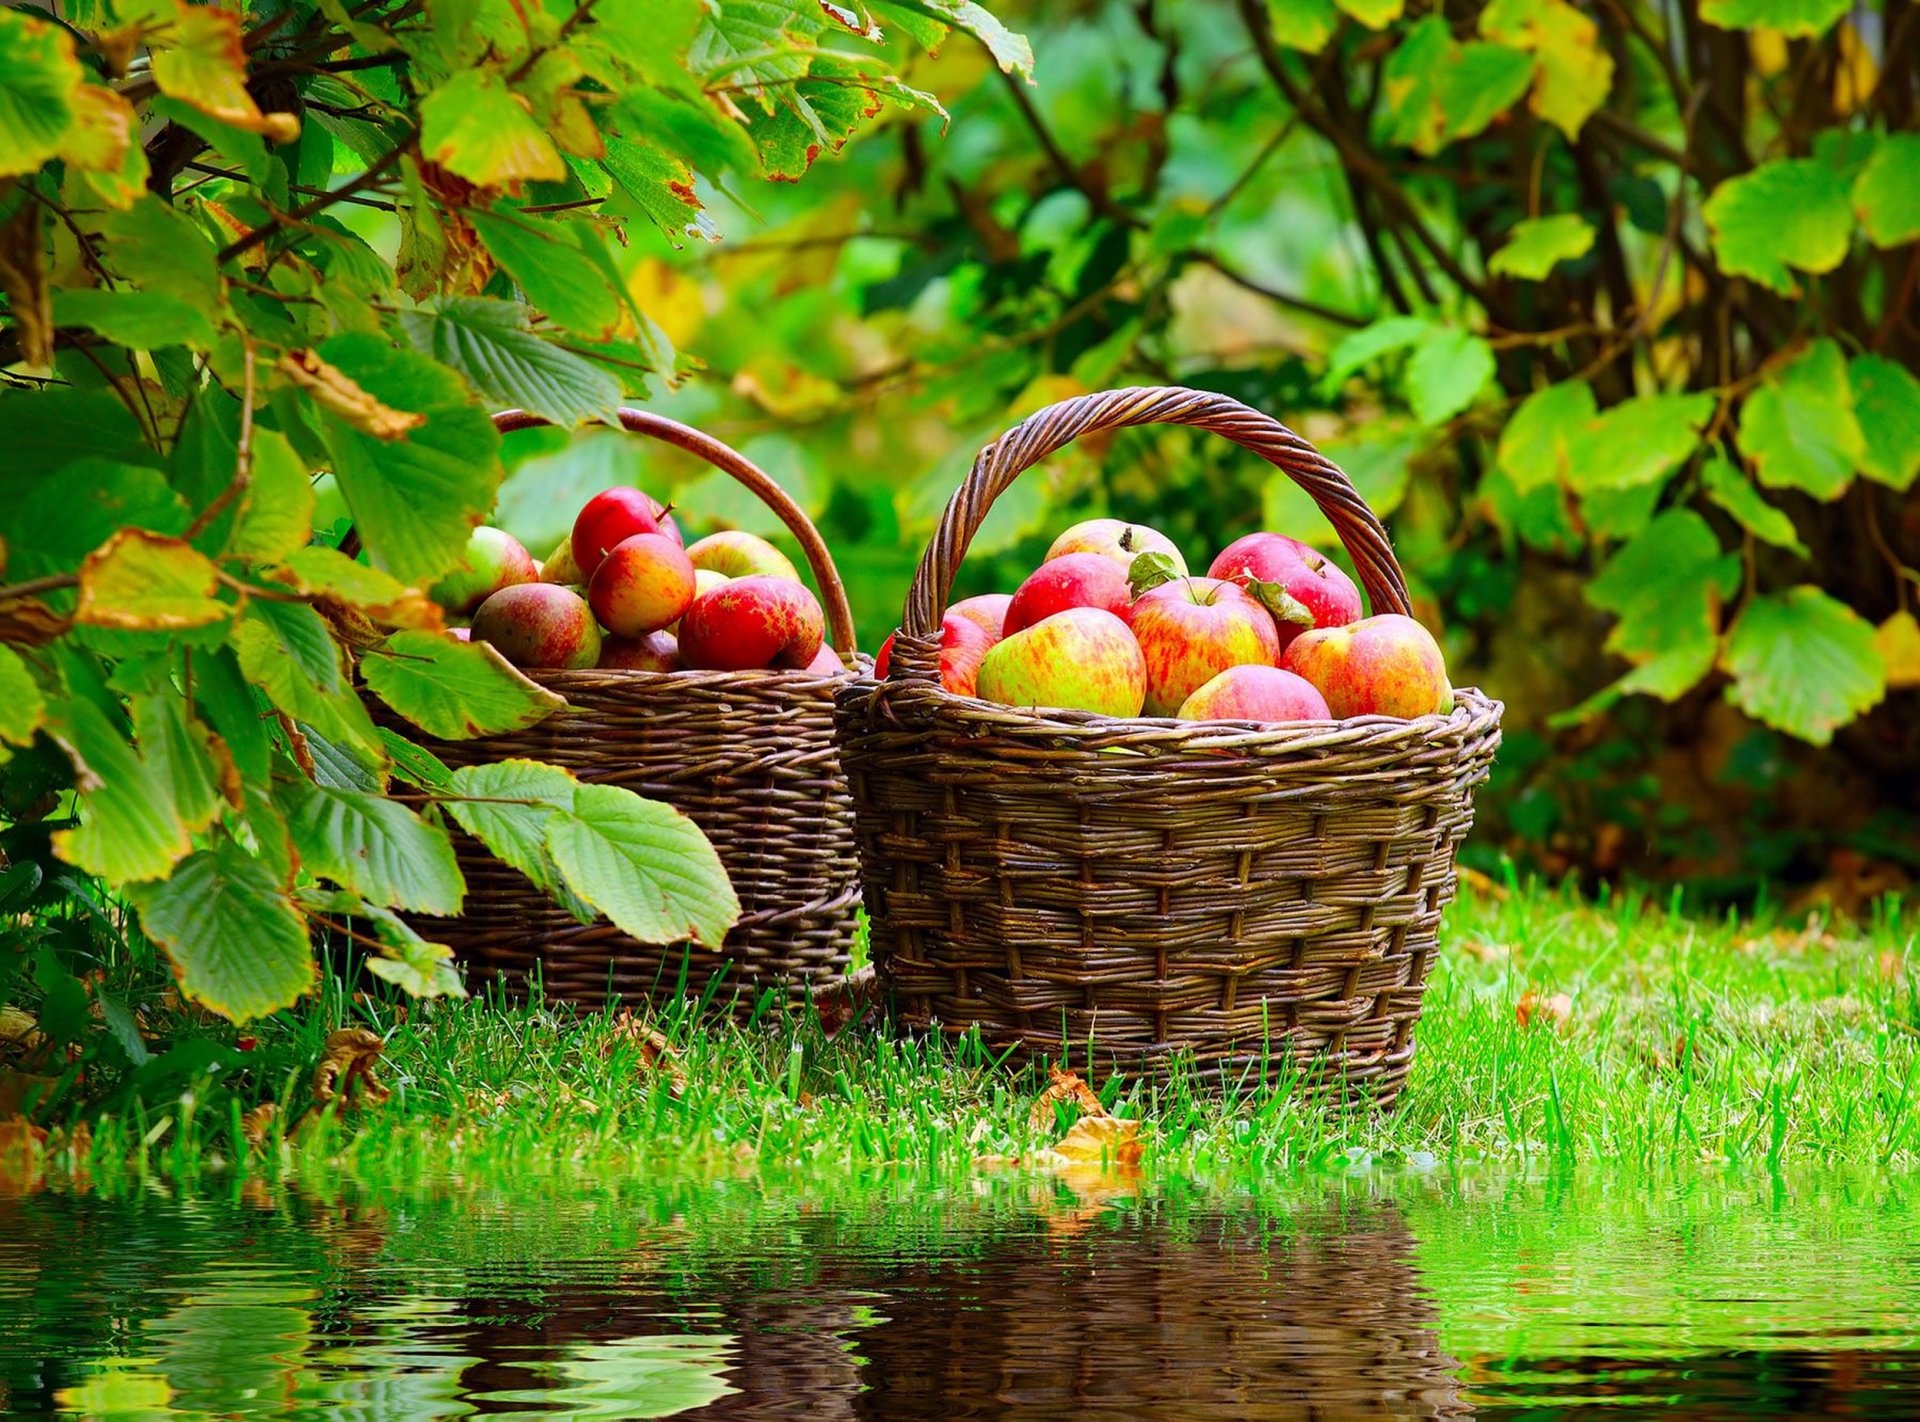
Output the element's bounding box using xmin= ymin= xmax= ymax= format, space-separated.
xmin=0 ymin=0 xmax=1029 ymax=1019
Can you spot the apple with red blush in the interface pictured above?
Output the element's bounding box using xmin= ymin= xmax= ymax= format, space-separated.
xmin=948 ymin=593 xmax=1012 ymax=644
xmin=875 ymin=611 xmax=995 ymax=696
xmin=1282 ymin=613 xmax=1453 ymax=718
xmin=1176 ymin=664 xmax=1329 ymax=722
xmin=587 ymin=532 xmax=696 ymax=637
xmin=1003 ymin=552 xmax=1134 ymax=636
xmin=429 ymin=526 xmax=538 ymax=614
xmin=678 ymin=574 xmax=826 ymax=671
xmin=1128 ymin=576 xmax=1283 ymax=716
xmin=1047 ymin=518 xmax=1187 ymax=576
xmin=571 ymin=487 xmax=682 ymax=580
xmin=1208 ymin=533 xmax=1362 ymax=651
xmin=471 ymin=583 xmax=602 ymax=670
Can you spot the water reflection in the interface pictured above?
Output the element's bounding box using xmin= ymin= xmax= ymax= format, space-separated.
xmin=3 ymin=1169 xmax=1920 ymax=1417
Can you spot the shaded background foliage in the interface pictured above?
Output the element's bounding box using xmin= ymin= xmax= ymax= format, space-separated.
xmin=483 ymin=0 xmax=1917 ymax=897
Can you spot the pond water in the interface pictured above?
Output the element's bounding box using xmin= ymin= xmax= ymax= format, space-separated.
xmin=3 ymin=1165 xmax=1918 ymax=1418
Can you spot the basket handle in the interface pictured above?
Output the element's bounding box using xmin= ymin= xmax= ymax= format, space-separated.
xmin=896 ymin=386 xmax=1410 ymax=665
xmin=492 ymin=407 xmax=859 ymax=655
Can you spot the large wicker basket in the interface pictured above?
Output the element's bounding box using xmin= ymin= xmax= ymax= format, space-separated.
xmin=374 ymin=408 xmax=864 ymax=1012
xmin=834 ymin=386 xmax=1502 ymax=1102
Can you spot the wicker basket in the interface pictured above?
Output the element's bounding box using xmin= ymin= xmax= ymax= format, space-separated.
xmin=373 ymin=408 xmax=864 ymax=1012
xmin=834 ymin=386 xmax=1502 ymax=1102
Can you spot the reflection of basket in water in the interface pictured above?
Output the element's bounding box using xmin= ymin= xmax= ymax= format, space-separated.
xmin=850 ymin=1197 xmax=1469 ymax=1420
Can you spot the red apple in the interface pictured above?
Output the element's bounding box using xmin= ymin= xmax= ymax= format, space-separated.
xmin=803 ymin=644 xmax=846 ymax=675
xmin=428 ymin=526 xmax=537 ymax=614
xmin=975 ymin=608 xmax=1146 ymax=717
xmin=686 ymin=530 xmax=800 ymax=583
xmin=571 ymin=487 xmax=681 ymax=580
xmin=599 ymin=630 xmax=680 ymax=672
xmin=1207 ymin=533 xmax=1363 ymax=651
xmin=678 ymin=574 xmax=826 ymax=671
xmin=588 ymin=532 xmax=696 ymax=637
xmin=1004 ymin=552 xmax=1134 ymax=637
xmin=1282 ymin=613 xmax=1453 ymax=718
xmin=875 ymin=612 xmax=995 ymax=696
xmin=1129 ymin=576 xmax=1284 ymax=716
xmin=1047 ymin=518 xmax=1188 ymax=576
xmin=1177 ymin=665 xmax=1330 ymax=722
xmin=471 ymin=583 xmax=602 ymax=670
xmin=666 ymin=568 xmax=732 ymax=636
xmin=949 ymin=593 xmax=1013 ymax=644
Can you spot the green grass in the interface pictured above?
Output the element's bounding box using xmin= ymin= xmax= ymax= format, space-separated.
xmin=57 ymin=879 xmax=1920 ymax=1183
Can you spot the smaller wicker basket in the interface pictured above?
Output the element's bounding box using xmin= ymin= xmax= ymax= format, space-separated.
xmin=835 ymin=386 xmax=1502 ymax=1103
xmin=372 ymin=408 xmax=865 ymax=1013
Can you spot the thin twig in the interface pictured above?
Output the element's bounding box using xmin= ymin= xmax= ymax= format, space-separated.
xmin=0 ymin=573 xmax=80 ymax=602
xmin=184 ymin=337 xmax=257 ymax=544
xmin=217 ymin=133 xmax=417 ymax=264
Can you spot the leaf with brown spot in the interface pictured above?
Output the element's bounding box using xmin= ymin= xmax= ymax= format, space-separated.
xmin=1029 ymin=1067 xmax=1106 ymax=1131
xmin=75 ymin=529 xmax=227 ymax=631
xmin=276 ymin=349 xmax=425 ymax=440
xmin=0 ymin=202 xmax=52 ymax=368
xmin=150 ymin=1 xmax=300 ymax=141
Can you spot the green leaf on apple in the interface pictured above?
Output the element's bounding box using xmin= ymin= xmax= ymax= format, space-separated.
xmin=1243 ymin=577 xmax=1316 ymax=628
xmin=1127 ymin=550 xmax=1184 ymax=598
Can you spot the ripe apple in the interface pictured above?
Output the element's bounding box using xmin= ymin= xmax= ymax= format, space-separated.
xmin=975 ymin=608 xmax=1146 ymax=717
xmin=686 ymin=530 xmax=800 ymax=584
xmin=1129 ymin=576 xmax=1283 ymax=716
xmin=571 ymin=487 xmax=681 ymax=580
xmin=428 ymin=526 xmax=537 ymax=614
xmin=471 ymin=583 xmax=602 ymax=670
xmin=541 ymin=534 xmax=583 ymax=586
xmin=1282 ymin=613 xmax=1453 ymax=718
xmin=1208 ymin=533 xmax=1363 ymax=651
xmin=875 ymin=611 xmax=995 ymax=696
xmin=599 ymin=630 xmax=680 ymax=672
xmin=1004 ymin=552 xmax=1134 ymax=637
xmin=1047 ymin=518 xmax=1188 ymax=576
xmin=666 ymin=568 xmax=732 ymax=635
xmin=949 ymin=593 xmax=1013 ymax=644
xmin=803 ymin=644 xmax=846 ymax=675
xmin=588 ymin=532 xmax=697 ymax=637
xmin=678 ymin=574 xmax=826 ymax=671
xmin=1177 ymin=665 xmax=1330 ymax=722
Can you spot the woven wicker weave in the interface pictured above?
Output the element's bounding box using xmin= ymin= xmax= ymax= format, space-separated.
xmin=835 ymin=386 xmax=1501 ymax=1102
xmin=372 ymin=408 xmax=863 ymax=1012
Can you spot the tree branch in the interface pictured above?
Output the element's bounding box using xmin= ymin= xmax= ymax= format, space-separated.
xmin=217 ymin=133 xmax=417 ymax=264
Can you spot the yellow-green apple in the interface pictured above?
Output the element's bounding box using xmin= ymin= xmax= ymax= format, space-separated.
xmin=541 ymin=534 xmax=583 ymax=586
xmin=678 ymin=574 xmax=826 ymax=670
xmin=975 ymin=608 xmax=1146 ymax=716
xmin=1177 ymin=665 xmax=1330 ymax=722
xmin=949 ymin=593 xmax=1013 ymax=643
xmin=472 ymin=583 xmax=602 ymax=670
xmin=599 ymin=630 xmax=680 ymax=672
xmin=1208 ymin=533 xmax=1362 ymax=651
xmin=588 ymin=532 xmax=697 ymax=637
xmin=571 ymin=487 xmax=681 ymax=579
xmin=1004 ymin=552 xmax=1134 ymax=636
xmin=1282 ymin=613 xmax=1453 ymax=718
xmin=428 ymin=526 xmax=537 ymax=614
xmin=1129 ymin=576 xmax=1283 ymax=716
xmin=874 ymin=611 xmax=995 ymax=696
xmin=687 ymin=530 xmax=800 ymax=583
xmin=1047 ymin=518 xmax=1188 ymax=576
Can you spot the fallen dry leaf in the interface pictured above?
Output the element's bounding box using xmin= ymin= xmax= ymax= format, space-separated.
xmin=811 ymin=964 xmax=880 ymax=1037
xmin=1456 ymin=937 xmax=1512 ymax=965
xmin=312 ymin=1028 xmax=390 ymax=1109
xmin=1029 ymin=1068 xmax=1106 ymax=1131
xmin=277 ymin=349 xmax=424 ymax=440
xmin=0 ymin=1006 xmax=38 ymax=1047
xmin=1457 ymin=865 xmax=1510 ymax=901
xmin=1050 ymin=1112 xmax=1143 ymax=1167
xmin=241 ymin=1102 xmax=278 ymax=1148
xmin=604 ymin=1011 xmax=687 ymax=1097
xmin=1516 ymin=989 xmax=1573 ymax=1031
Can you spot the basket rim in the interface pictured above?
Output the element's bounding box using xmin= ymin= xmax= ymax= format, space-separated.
xmin=514 ymin=651 xmax=876 ymax=690
xmin=842 ymin=679 xmax=1502 ymax=756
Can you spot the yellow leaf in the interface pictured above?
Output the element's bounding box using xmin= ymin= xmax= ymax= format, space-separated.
xmin=56 ymin=84 xmax=133 ymax=173
xmin=151 ymin=2 xmax=300 ymax=142
xmin=1481 ymin=0 xmax=1614 ymax=139
xmin=1876 ymin=611 xmax=1920 ymax=690
xmin=627 ymin=259 xmax=705 ymax=349
xmin=75 ymin=529 xmax=228 ymax=630
xmin=1051 ymin=1113 xmax=1143 ymax=1166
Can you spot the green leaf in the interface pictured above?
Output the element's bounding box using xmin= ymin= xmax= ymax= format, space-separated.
xmin=98 ymin=196 xmax=223 ymax=314
xmin=1441 ymin=43 xmax=1537 ymax=143
xmin=229 ymin=429 xmax=316 ymax=564
xmin=445 ymin=758 xmax=578 ymax=896
xmin=1488 ymin=214 xmax=1595 ymax=279
xmin=1701 ymin=458 xmax=1807 ymax=555
xmin=1405 ymin=326 xmax=1494 ymax=426
xmin=1853 ymin=132 xmax=1920 ymax=248
xmin=302 ymin=723 xmax=385 ymax=794
xmin=2 ymin=457 xmax=189 ymax=579
xmin=419 ymin=69 xmax=565 ymax=188
xmin=0 ymin=388 xmax=159 ymax=480
xmin=1850 ymin=354 xmax=1920 ymax=492
xmin=1337 ymin=0 xmax=1404 ymax=24
xmin=1703 ymin=159 xmax=1854 ymax=295
xmin=1575 ymin=392 xmax=1716 ymax=492
xmin=470 ymin=208 xmax=630 ymax=342
xmin=744 ymin=56 xmax=910 ymax=181
xmin=360 ymin=630 xmax=566 ymax=739
xmin=195 ymin=647 xmax=273 ymax=788
xmin=1738 ymin=339 xmax=1864 ymax=501
xmin=312 ymin=332 xmax=503 ymax=585
xmin=1700 ymin=0 xmax=1849 ymax=37
xmin=1265 ymin=423 xmax=1420 ymax=546
xmin=399 ymin=297 xmax=622 ymax=429
xmin=49 ymin=288 xmax=217 ymax=350
xmin=359 ymin=914 xmax=464 ymax=998
xmin=1498 ymin=380 xmax=1597 ymax=493
xmin=866 ymin=2 xmax=1034 ymax=76
xmin=1480 ymin=0 xmax=1614 ymax=139
xmin=46 ymin=693 xmax=193 ymax=885
xmin=234 ymin=601 xmax=386 ymax=761
xmin=132 ymin=692 xmax=226 ymax=839
xmin=1321 ymin=315 xmax=1431 ymax=391
xmin=127 ymin=837 xmax=315 ymax=1021
xmin=599 ymin=138 xmax=718 ymax=243
xmin=0 ymin=646 xmax=47 ymax=747
xmin=74 ymin=530 xmax=227 ymax=632
xmin=279 ymin=780 xmax=464 ymax=915
xmin=1723 ymin=586 xmax=1885 ymax=745
xmin=544 ymin=783 xmax=740 ymax=947
xmin=1383 ymin=18 xmax=1534 ymax=154
xmin=1266 ymin=0 xmax=1338 ymax=51
xmin=149 ymin=2 xmax=295 ymax=139
xmin=378 ymin=727 xmax=453 ymax=791
xmin=0 ymin=8 xmax=82 ymax=179
xmin=1587 ymin=509 xmax=1739 ymax=664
